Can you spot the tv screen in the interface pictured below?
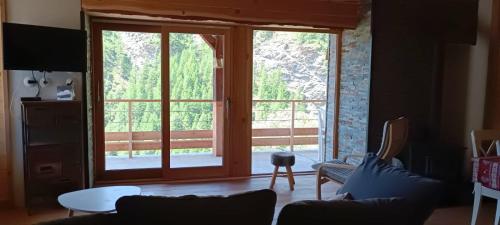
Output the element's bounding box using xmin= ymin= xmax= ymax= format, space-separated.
xmin=3 ymin=23 xmax=86 ymax=72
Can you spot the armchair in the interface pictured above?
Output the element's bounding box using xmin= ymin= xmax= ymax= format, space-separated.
xmin=312 ymin=117 xmax=408 ymax=199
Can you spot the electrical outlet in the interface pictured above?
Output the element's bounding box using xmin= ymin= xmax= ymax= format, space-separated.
xmin=39 ymin=78 xmax=49 ymax=87
xmin=23 ymin=77 xmax=37 ymax=87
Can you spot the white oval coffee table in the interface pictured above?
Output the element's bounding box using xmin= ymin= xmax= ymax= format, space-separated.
xmin=58 ymin=186 xmax=141 ymax=217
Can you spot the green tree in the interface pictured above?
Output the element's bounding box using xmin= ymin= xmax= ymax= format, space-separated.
xmin=102 ymin=30 xmax=327 ymax=156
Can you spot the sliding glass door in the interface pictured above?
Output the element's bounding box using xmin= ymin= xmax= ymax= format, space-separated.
xmin=93 ymin=23 xmax=230 ymax=180
xmin=251 ymin=30 xmax=332 ymax=174
xmin=164 ymin=26 xmax=230 ymax=179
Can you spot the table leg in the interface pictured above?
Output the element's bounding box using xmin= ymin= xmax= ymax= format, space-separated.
xmin=68 ymin=209 xmax=74 ymax=217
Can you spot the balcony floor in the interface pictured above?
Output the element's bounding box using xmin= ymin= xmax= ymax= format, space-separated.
xmin=105 ymin=150 xmax=319 ymax=174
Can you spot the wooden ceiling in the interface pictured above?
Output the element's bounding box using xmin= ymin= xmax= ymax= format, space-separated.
xmin=81 ymin=0 xmax=363 ymax=29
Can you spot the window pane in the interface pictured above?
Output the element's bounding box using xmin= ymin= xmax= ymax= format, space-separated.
xmin=169 ymin=33 xmax=223 ymax=168
xmin=102 ymin=30 xmax=162 ymax=170
xmin=252 ymin=30 xmax=332 ymax=174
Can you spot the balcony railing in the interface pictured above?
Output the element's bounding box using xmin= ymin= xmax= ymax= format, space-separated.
xmin=104 ymin=99 xmax=326 ymax=158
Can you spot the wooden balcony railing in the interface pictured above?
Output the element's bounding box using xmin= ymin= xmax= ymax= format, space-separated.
xmin=104 ymin=99 xmax=325 ymax=158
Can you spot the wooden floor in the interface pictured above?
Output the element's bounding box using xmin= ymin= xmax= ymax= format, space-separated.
xmin=0 ymin=175 xmax=496 ymax=225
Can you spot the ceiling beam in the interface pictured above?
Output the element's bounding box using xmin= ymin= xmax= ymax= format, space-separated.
xmin=82 ymin=0 xmax=363 ymax=29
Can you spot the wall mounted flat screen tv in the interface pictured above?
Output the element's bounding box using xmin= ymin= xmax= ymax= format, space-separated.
xmin=3 ymin=23 xmax=86 ymax=72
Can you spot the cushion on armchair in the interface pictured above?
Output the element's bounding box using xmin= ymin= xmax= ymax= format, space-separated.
xmin=115 ymin=189 xmax=277 ymax=225
xmin=337 ymin=153 xmax=444 ymax=225
xmin=277 ymin=198 xmax=410 ymax=225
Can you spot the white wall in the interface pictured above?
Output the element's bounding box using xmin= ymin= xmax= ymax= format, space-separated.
xmin=440 ymin=0 xmax=492 ymax=176
xmin=6 ymin=0 xmax=81 ymax=207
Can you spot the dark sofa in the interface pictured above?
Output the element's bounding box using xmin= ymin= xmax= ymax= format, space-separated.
xmin=277 ymin=197 xmax=411 ymax=225
xmin=37 ymin=154 xmax=443 ymax=225
xmin=277 ymin=154 xmax=444 ymax=225
xmin=37 ymin=189 xmax=277 ymax=225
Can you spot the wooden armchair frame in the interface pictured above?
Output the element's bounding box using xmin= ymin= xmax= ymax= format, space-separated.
xmin=316 ymin=117 xmax=408 ymax=200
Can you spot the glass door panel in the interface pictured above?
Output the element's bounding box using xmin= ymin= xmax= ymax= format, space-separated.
xmin=251 ymin=30 xmax=330 ymax=174
xmin=168 ymin=32 xmax=224 ymax=168
xmin=102 ymin=30 xmax=162 ymax=171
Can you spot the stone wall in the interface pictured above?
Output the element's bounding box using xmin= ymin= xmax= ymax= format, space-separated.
xmin=325 ymin=9 xmax=372 ymax=163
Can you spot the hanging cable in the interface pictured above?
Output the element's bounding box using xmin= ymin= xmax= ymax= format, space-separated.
xmin=9 ymin=75 xmax=23 ymax=114
xmin=32 ymin=71 xmax=40 ymax=97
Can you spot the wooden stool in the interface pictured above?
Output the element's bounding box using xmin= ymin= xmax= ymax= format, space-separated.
xmin=269 ymin=152 xmax=295 ymax=191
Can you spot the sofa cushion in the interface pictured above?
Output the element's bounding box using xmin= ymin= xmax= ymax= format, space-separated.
xmin=115 ymin=189 xmax=276 ymax=225
xmin=326 ymin=192 xmax=352 ymax=201
xmin=337 ymin=153 xmax=444 ymax=225
xmin=277 ymin=198 xmax=409 ymax=225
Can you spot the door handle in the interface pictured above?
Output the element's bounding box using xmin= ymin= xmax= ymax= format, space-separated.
xmin=225 ymin=97 xmax=231 ymax=120
xmin=96 ymin=81 xmax=101 ymax=103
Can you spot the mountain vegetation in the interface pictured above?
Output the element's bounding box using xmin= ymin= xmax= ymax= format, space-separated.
xmin=102 ymin=30 xmax=329 ymax=155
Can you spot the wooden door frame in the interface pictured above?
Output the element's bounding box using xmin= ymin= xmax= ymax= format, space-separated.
xmin=91 ymin=21 xmax=233 ymax=181
xmin=333 ymin=30 xmax=343 ymax=159
xmin=91 ymin=18 xmax=344 ymax=182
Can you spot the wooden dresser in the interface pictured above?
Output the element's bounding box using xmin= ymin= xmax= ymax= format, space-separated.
xmin=21 ymin=101 xmax=84 ymax=212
